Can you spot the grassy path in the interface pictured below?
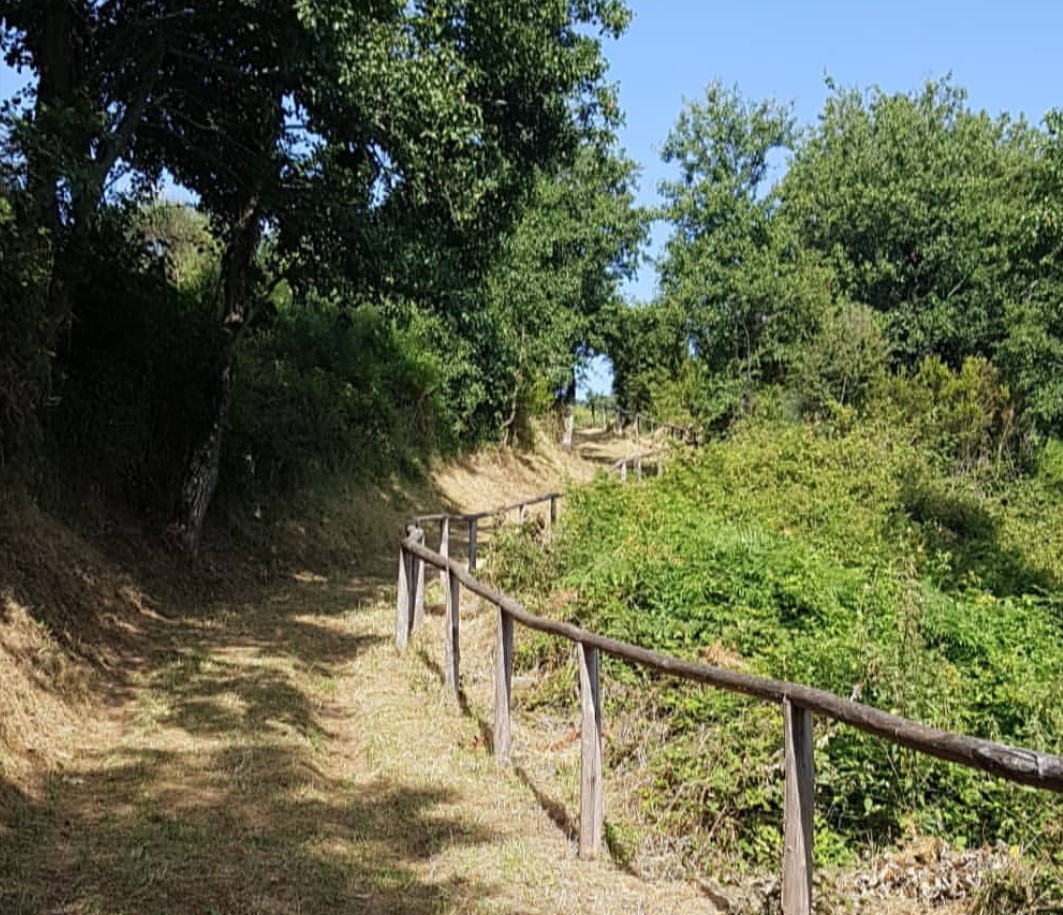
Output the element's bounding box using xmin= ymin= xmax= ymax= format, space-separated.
xmin=3 ymin=429 xmax=719 ymax=913
xmin=2 ymin=574 xmax=719 ymax=913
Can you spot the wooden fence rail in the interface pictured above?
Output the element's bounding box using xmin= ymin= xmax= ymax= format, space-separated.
xmin=405 ymin=444 xmax=663 ymax=571
xmin=395 ymin=531 xmax=1063 ymax=914
xmin=588 ymin=403 xmax=700 ymax=446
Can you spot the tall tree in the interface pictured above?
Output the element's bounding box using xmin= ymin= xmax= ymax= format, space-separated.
xmin=997 ymin=109 xmax=1063 ymax=435
xmin=481 ymin=143 xmax=646 ymax=439
xmin=2 ymin=0 xmax=632 ymax=550
xmin=656 ymin=82 xmax=830 ymax=418
xmin=782 ymin=77 xmax=1038 ymax=367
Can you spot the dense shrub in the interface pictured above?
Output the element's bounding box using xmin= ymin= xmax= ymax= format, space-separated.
xmin=0 ymin=195 xmax=51 ymax=480
xmin=490 ymin=418 xmax=1063 ymax=875
xmin=224 ymin=303 xmax=451 ymax=496
xmin=43 ymin=210 xmax=220 ymax=510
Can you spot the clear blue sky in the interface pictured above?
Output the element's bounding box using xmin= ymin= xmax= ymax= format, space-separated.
xmin=3 ymin=4 xmax=1061 ymax=396
xmin=574 ymin=0 xmax=1063 ymax=394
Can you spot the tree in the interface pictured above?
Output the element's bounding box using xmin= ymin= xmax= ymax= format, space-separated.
xmin=2 ymin=1 xmax=632 ymax=550
xmin=782 ymin=77 xmax=1038 ymax=368
xmin=997 ymin=109 xmax=1063 ymax=436
xmin=480 ymin=143 xmax=647 ymax=441
xmin=655 ymin=82 xmax=830 ymax=419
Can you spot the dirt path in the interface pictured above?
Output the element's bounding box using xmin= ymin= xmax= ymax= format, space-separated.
xmin=2 ymin=428 xmax=722 ymax=914
xmin=1 ymin=427 xmax=981 ymax=914
xmin=1 ymin=577 xmax=717 ymax=915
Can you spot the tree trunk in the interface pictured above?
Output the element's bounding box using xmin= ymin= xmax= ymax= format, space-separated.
xmin=26 ymin=2 xmax=80 ymax=336
xmin=169 ymin=198 xmax=261 ymax=555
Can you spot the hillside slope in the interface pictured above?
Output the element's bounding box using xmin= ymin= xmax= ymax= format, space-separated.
xmin=2 ymin=427 xmax=718 ymax=914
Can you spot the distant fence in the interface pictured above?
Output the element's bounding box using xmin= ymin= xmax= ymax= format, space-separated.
xmin=396 ymin=473 xmax=1063 ymax=915
xmin=587 ymin=403 xmax=699 ymax=446
xmin=406 ymin=449 xmax=666 ymax=573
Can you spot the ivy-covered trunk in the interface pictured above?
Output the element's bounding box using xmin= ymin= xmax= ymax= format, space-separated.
xmin=169 ymin=198 xmax=260 ymax=555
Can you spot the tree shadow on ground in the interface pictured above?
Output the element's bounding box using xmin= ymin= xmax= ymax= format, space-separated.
xmin=0 ymin=744 xmax=496 ymax=914
xmin=1 ymin=573 xmax=498 ymax=915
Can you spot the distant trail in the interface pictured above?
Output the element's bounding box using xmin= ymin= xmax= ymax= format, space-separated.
xmin=2 ymin=425 xmax=719 ymax=914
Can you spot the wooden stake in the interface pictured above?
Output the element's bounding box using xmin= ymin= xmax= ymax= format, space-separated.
xmin=412 ymin=527 xmax=426 ymax=630
xmin=578 ymin=643 xmax=603 ymax=860
xmin=782 ymin=699 xmax=814 ymax=915
xmin=439 ymin=516 xmax=450 ymax=590
xmin=494 ymin=608 xmax=514 ymax=766
xmin=395 ymin=544 xmax=411 ymax=650
xmin=445 ymin=567 xmax=460 ymax=696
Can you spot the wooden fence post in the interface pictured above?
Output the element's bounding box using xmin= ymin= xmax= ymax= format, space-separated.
xmin=468 ymin=517 xmax=479 ymax=572
xmin=782 ymin=698 xmax=814 ymax=915
xmin=591 ymin=402 xmax=596 ymax=428
xmin=578 ymin=643 xmax=603 ymax=860
xmin=619 ymin=461 xmax=627 ymax=482
xmin=518 ymin=502 xmax=527 ymax=523
xmin=395 ymin=542 xmax=412 ymax=650
xmin=635 ymin=454 xmax=643 ymax=480
xmin=562 ymin=412 xmax=575 ymax=451
xmin=635 ymin=414 xmax=641 ymax=440
xmin=412 ymin=527 xmax=426 ymax=630
xmin=549 ymin=495 xmax=558 ymax=527
xmin=494 ymin=608 xmax=514 ymax=766
xmin=439 ymin=517 xmax=450 ymax=590
xmin=445 ymin=567 xmax=461 ymax=697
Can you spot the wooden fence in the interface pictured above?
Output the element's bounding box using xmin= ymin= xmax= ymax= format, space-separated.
xmin=588 ymin=403 xmax=699 ymax=446
xmin=406 ymin=448 xmax=663 ymax=572
xmin=396 ymin=502 xmax=1063 ymax=914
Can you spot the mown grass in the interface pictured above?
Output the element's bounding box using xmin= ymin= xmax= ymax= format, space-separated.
xmin=489 ymin=418 xmax=1063 ymax=891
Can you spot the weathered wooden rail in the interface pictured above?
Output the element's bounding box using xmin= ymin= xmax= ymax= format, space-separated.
xmin=589 ymin=403 xmax=700 ymax=446
xmin=406 ymin=447 xmax=664 ymax=572
xmin=395 ymin=526 xmax=1063 ymax=915
xmin=407 ymin=490 xmax=564 ymax=573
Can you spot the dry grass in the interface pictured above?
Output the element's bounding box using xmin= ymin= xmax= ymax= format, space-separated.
xmin=1 ymin=424 xmax=715 ymax=913
xmin=1 ymin=423 xmax=985 ymax=914
xmin=430 ymin=426 xmax=632 ymax=514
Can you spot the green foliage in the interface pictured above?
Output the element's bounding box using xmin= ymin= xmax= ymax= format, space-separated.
xmin=996 ymin=110 xmax=1063 ymax=437
xmin=605 ymin=300 xmax=690 ymax=417
xmin=0 ymin=192 xmax=50 ymax=479
xmin=492 ymin=418 xmax=1063 ymax=876
xmin=477 ymin=144 xmax=647 ymax=439
xmin=879 ymin=355 xmax=1024 ymax=474
xmin=793 ymin=302 xmax=890 ymax=416
xmin=782 ymin=77 xmax=1036 ymax=368
xmin=225 ymin=303 xmax=451 ymax=495
xmin=648 ymin=76 xmax=1063 ymax=445
xmin=1 ymin=0 xmax=639 ymax=542
xmin=655 ymin=83 xmax=833 ymax=416
xmin=42 ymin=207 xmax=220 ymax=509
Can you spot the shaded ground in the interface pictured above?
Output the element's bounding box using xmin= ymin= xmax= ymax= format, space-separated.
xmin=1 ymin=427 xmax=717 ymax=914
xmin=0 ymin=426 xmax=975 ymax=913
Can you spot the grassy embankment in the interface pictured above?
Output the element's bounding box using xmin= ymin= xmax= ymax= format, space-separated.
xmin=490 ymin=418 xmax=1063 ymax=904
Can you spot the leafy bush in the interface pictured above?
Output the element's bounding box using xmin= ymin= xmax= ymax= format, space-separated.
xmin=490 ymin=417 xmax=1063 ymax=877
xmin=793 ymin=302 xmax=890 ymax=416
xmin=224 ymin=302 xmax=452 ymax=496
xmin=43 ymin=209 xmax=220 ymax=510
xmin=879 ymin=355 xmax=1025 ymax=473
xmin=0 ymin=194 xmax=51 ymax=480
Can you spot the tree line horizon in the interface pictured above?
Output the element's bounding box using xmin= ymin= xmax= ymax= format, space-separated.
xmin=2 ymin=3 xmax=1062 ymax=548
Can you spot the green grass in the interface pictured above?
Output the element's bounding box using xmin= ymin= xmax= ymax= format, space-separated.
xmin=490 ymin=417 xmax=1063 ymax=881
